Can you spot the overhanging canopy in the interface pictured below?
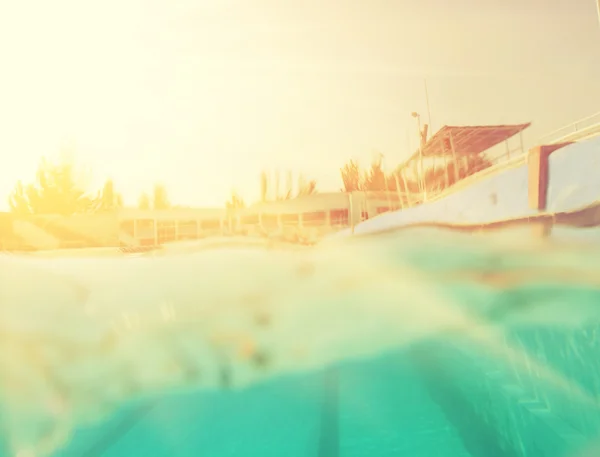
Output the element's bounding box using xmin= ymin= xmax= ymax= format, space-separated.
xmin=415 ymin=123 xmax=531 ymax=159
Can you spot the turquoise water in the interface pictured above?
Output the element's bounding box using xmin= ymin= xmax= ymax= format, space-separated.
xmin=2 ymin=229 xmax=600 ymax=457
xmin=44 ymin=331 xmax=600 ymax=457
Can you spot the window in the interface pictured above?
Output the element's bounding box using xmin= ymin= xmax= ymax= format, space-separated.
xmin=136 ymin=219 xmax=155 ymax=239
xmin=261 ymin=214 xmax=279 ymax=229
xmin=330 ymin=209 xmax=349 ymax=226
xmin=241 ymin=214 xmax=259 ymax=225
xmin=226 ymin=217 xmax=237 ymax=233
xmin=201 ymin=219 xmax=221 ymax=230
xmin=157 ymin=220 xmax=176 ymax=244
xmin=377 ymin=207 xmax=390 ymax=214
xmin=302 ymin=211 xmax=326 ymax=226
xmin=177 ymin=220 xmax=198 ymax=240
xmin=120 ymin=220 xmax=134 ymax=236
xmin=281 ymin=213 xmax=299 ymax=225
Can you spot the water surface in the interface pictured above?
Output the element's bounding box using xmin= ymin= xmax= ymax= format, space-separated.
xmin=2 ymin=228 xmax=600 ymax=457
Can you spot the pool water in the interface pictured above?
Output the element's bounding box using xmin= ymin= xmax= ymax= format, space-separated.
xmin=2 ymin=228 xmax=600 ymax=457
xmin=41 ymin=326 xmax=600 ymax=457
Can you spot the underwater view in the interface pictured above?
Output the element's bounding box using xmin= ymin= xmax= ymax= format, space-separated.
xmin=1 ymin=1 xmax=600 ymax=456
xmin=2 ymin=228 xmax=600 ymax=457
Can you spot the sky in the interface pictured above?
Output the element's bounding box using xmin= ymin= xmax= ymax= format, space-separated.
xmin=0 ymin=0 xmax=599 ymax=208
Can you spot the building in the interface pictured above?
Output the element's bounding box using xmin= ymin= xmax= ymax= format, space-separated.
xmin=0 ymin=191 xmax=404 ymax=251
xmin=3 ymin=121 xmax=559 ymax=251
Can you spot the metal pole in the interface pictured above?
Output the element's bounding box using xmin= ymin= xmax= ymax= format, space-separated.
xmin=430 ymin=154 xmax=435 ymax=195
xmin=448 ymin=132 xmax=460 ymax=184
xmin=394 ymin=174 xmax=404 ymax=209
xmin=381 ymin=153 xmax=392 ymax=211
xmin=348 ymin=193 xmax=354 ymax=235
xmin=416 ymin=115 xmax=426 ymax=200
xmin=401 ymin=167 xmax=411 ymax=207
xmin=519 ymin=131 xmax=525 ymax=156
xmin=424 ymin=78 xmax=432 ymax=132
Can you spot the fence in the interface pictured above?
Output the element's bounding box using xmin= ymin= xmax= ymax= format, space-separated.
xmin=539 ymin=112 xmax=600 ymax=145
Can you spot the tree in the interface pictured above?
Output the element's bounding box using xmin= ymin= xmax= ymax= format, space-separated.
xmin=463 ymin=154 xmax=493 ymax=178
xmin=8 ymin=157 xmax=94 ymax=215
xmin=259 ymin=170 xmax=316 ymax=201
xmin=94 ymin=179 xmax=123 ymax=212
xmin=420 ymin=154 xmax=494 ymax=192
xmin=259 ymin=171 xmax=268 ymax=203
xmin=274 ymin=170 xmax=280 ymax=200
xmin=138 ymin=192 xmax=150 ymax=210
xmin=152 ymin=184 xmax=170 ymax=210
xmin=363 ymin=156 xmax=387 ymax=191
xmin=339 ymin=150 xmax=494 ymax=201
xmin=226 ymin=191 xmax=245 ymax=209
xmin=340 ymin=156 xmax=391 ymax=192
xmin=136 ymin=184 xmax=171 ymax=210
xmin=284 ymin=171 xmax=293 ymax=200
xmin=8 ymin=181 xmax=31 ymax=215
xmin=296 ymin=174 xmax=317 ymax=197
xmin=0 ymin=212 xmax=15 ymax=249
xmin=340 ymin=160 xmax=363 ymax=192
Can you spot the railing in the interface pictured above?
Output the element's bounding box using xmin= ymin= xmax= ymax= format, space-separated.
xmin=539 ymin=111 xmax=600 ymax=145
xmin=395 ymin=147 xmax=527 ymax=207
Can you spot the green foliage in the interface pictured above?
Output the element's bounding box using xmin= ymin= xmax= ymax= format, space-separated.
xmin=8 ymin=157 xmax=94 ymax=215
xmin=340 ymin=153 xmax=493 ymax=195
xmin=259 ymin=171 xmax=268 ymax=202
xmin=362 ymin=156 xmax=387 ymax=191
xmin=226 ymin=192 xmax=245 ymax=209
xmin=94 ymin=179 xmax=123 ymax=212
xmin=152 ymin=184 xmax=170 ymax=210
xmin=259 ymin=170 xmax=317 ymax=202
xmin=296 ymin=174 xmax=317 ymax=197
xmin=138 ymin=192 xmax=150 ymax=210
xmin=136 ymin=184 xmax=170 ymax=210
xmin=340 ymin=159 xmax=363 ymax=192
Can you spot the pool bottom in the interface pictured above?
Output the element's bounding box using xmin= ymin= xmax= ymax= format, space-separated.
xmin=26 ymin=328 xmax=600 ymax=457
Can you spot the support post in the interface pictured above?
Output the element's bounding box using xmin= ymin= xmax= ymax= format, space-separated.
xmin=448 ymin=132 xmax=459 ymax=184
xmin=394 ymin=174 xmax=404 ymax=210
xmin=431 ymin=154 xmax=436 ymax=194
xmin=401 ymin=167 xmax=411 ymax=207
xmin=153 ymin=218 xmax=158 ymax=246
xmin=348 ymin=193 xmax=355 ymax=234
xmin=528 ymin=142 xmax=573 ymax=237
xmin=519 ymin=131 xmax=525 ymax=156
xmin=440 ymin=136 xmax=450 ymax=189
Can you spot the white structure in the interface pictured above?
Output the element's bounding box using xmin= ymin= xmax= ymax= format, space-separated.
xmin=116 ymin=192 xmax=404 ymax=246
xmin=116 ymin=123 xmax=535 ymax=246
xmin=118 ymin=207 xmax=227 ymax=246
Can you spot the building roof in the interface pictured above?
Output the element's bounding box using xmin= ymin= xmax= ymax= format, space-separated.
xmin=247 ymin=192 xmax=350 ymax=214
xmin=414 ymin=123 xmax=531 ymax=159
xmin=118 ymin=207 xmax=226 ymax=220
